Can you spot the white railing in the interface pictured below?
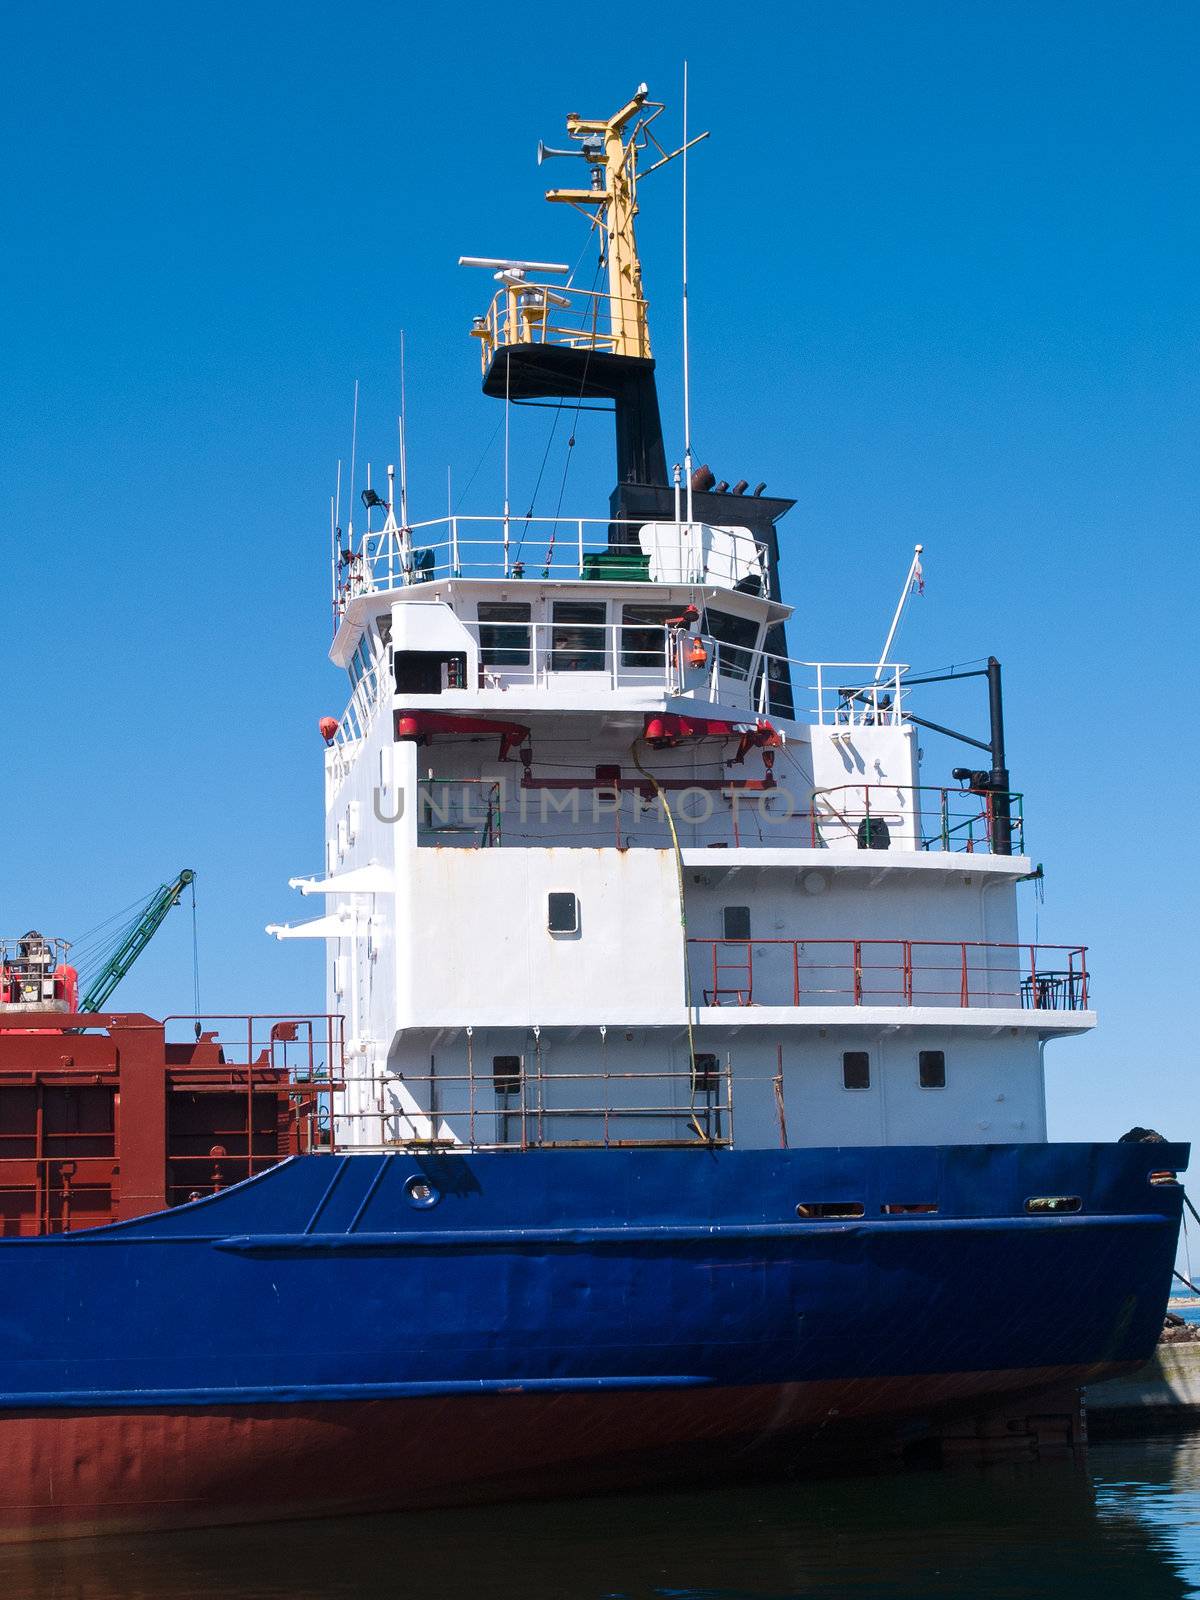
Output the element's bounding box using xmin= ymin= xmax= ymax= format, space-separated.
xmin=465 ymin=622 xmax=905 ymax=722
xmin=466 ymin=620 xmax=718 ymax=695
xmin=333 ymin=516 xmax=771 ymax=607
xmin=326 ymin=649 xmax=390 ymax=801
xmin=808 ymin=664 xmax=906 ymax=726
xmin=473 ymin=282 xmax=651 ymax=367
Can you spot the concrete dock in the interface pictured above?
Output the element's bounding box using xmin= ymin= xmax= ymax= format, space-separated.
xmin=1086 ymin=1343 xmax=1200 ymax=1434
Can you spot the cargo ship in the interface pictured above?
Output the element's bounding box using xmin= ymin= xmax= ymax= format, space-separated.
xmin=0 ymin=85 xmax=1186 ymax=1541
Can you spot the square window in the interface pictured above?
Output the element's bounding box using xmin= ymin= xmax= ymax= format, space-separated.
xmin=551 ymin=603 xmax=606 ymax=672
xmin=478 ymin=602 xmax=531 ymax=667
xmin=842 ymin=1051 xmax=871 ymax=1090
xmin=493 ymin=1055 xmax=522 ymax=1099
xmin=547 ymin=892 xmax=579 ymax=935
xmin=722 ymin=905 xmax=751 ymax=940
xmin=701 ymin=609 xmax=759 ymax=680
xmin=621 ymin=604 xmax=677 ymax=668
xmin=919 ymin=1050 xmax=946 ymax=1088
xmin=692 ymin=1053 xmax=720 ymax=1095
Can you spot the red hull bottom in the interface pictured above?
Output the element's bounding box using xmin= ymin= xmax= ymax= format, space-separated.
xmin=0 ymin=1364 xmax=1121 ymax=1543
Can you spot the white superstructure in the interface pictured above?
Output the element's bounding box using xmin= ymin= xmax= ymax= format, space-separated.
xmin=271 ymin=87 xmax=1093 ymax=1155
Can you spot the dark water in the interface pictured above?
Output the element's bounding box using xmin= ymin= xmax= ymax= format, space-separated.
xmin=1 ymin=1433 xmax=1196 ymax=1600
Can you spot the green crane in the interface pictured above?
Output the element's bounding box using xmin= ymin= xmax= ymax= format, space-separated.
xmin=79 ymin=869 xmax=196 ymax=1014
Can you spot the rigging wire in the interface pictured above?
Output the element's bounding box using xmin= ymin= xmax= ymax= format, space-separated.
xmin=70 ymin=888 xmax=164 ymax=984
xmin=453 ymin=415 xmax=505 ymax=513
xmin=191 ymin=874 xmax=201 ymax=1027
xmin=69 ymin=890 xmax=157 ymax=955
xmin=511 ymin=252 xmax=606 ymax=571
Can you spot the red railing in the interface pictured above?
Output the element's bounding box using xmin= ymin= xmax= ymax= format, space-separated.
xmin=161 ymin=1015 xmax=346 ymax=1201
xmin=687 ymin=940 xmax=1089 ymax=1011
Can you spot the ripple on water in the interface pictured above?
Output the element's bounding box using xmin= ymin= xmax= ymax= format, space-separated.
xmin=0 ymin=1434 xmax=1195 ymax=1600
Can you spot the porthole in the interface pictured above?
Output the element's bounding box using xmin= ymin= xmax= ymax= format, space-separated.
xmin=1024 ymin=1195 xmax=1081 ymax=1214
xmin=405 ymin=1176 xmax=440 ymax=1208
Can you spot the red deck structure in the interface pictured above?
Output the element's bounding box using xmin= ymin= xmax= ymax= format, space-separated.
xmin=0 ymin=1012 xmax=342 ymax=1235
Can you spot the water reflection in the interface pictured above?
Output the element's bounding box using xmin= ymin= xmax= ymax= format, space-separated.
xmin=0 ymin=1435 xmax=1195 ymax=1599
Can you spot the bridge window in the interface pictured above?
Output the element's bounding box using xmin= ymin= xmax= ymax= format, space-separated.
xmin=919 ymin=1050 xmax=946 ymax=1088
xmin=621 ymin=604 xmax=677 ymax=667
xmin=842 ymin=1051 xmax=871 ymax=1090
xmin=551 ymin=603 xmax=606 ymax=672
xmin=478 ymin=602 xmax=531 ymax=667
xmin=702 ymin=609 xmax=759 ymax=680
xmin=347 ymin=636 xmax=375 ymax=690
xmin=547 ymin=892 xmax=579 ymax=935
xmin=722 ymin=906 xmax=751 ymax=940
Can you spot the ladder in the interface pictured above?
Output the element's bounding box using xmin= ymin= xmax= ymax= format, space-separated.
xmin=704 ymin=940 xmax=753 ymax=1006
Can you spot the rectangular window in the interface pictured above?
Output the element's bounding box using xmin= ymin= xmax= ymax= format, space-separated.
xmin=722 ymin=905 xmax=751 ymax=941
xmin=477 ymin=602 xmax=531 ymax=668
xmin=919 ymin=1050 xmax=946 ymax=1088
xmin=702 ymin=609 xmax=759 ymax=680
xmin=348 ymin=637 xmax=374 ymax=690
xmin=551 ymin=602 xmax=606 ymax=672
xmin=842 ymin=1051 xmax=871 ymax=1090
xmin=547 ymin=892 xmax=579 ymax=934
xmin=795 ymin=1201 xmax=866 ymax=1219
xmin=691 ymin=1053 xmax=720 ymax=1095
xmin=492 ymin=1055 xmax=522 ymax=1099
xmin=620 ymin=604 xmax=677 ymax=668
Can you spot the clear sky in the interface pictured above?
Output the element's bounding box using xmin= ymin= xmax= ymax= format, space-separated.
xmin=1 ymin=2 xmax=1196 ymax=1156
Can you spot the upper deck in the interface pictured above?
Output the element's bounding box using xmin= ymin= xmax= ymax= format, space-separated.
xmin=332 ymin=512 xmax=774 ymax=624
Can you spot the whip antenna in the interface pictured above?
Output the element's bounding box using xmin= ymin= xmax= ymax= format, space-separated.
xmin=348 ymin=379 xmax=359 ymax=545
xmin=398 ymin=330 xmax=410 ymax=528
xmin=682 ymin=60 xmax=694 ymax=529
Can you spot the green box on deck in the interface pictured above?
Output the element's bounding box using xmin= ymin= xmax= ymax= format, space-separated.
xmin=582 ymin=551 xmax=650 ymax=582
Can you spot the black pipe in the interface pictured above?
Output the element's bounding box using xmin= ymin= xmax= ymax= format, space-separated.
xmin=987 ymin=657 xmax=1013 ymax=856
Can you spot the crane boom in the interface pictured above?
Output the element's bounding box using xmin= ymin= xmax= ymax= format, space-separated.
xmin=79 ymin=870 xmax=196 ymax=1014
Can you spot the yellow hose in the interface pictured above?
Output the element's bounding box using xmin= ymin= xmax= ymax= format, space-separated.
xmin=630 ymin=737 xmax=705 ymax=1137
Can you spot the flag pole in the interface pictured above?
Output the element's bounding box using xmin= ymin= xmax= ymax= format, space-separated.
xmin=874 ymin=543 xmax=924 ymax=683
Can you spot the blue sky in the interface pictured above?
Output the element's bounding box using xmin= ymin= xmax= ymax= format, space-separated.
xmin=1 ymin=2 xmax=1196 ymax=1154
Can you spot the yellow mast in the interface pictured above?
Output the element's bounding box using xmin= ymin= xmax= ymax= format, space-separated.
xmin=543 ymin=86 xmax=656 ymax=359
xmin=464 ymin=86 xmax=706 ymax=397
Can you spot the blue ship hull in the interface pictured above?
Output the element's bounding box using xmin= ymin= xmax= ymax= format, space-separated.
xmin=0 ymin=1141 xmax=1184 ymax=1539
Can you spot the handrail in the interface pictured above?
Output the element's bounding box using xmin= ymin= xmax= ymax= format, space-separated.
xmin=464 ymin=619 xmax=906 ymax=718
xmin=473 ymin=282 xmax=652 ymax=371
xmin=326 ymin=647 xmax=391 ymax=800
xmin=686 ymin=939 xmax=1089 ymax=1011
xmin=416 ymin=777 xmax=1024 ymax=856
xmin=333 ymin=514 xmax=772 ymax=605
xmin=811 ymin=783 xmax=1026 ymax=854
xmin=326 ymin=1063 xmax=735 ymax=1153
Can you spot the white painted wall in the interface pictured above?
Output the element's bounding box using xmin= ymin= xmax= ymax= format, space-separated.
xmin=338 ymin=1025 xmax=1046 ymax=1151
xmin=394 ymin=848 xmax=685 ymax=1029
